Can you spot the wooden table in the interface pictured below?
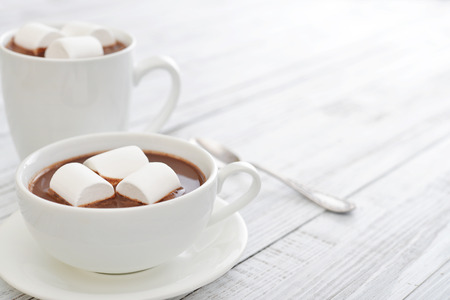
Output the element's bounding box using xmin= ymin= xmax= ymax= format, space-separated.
xmin=1 ymin=0 xmax=450 ymax=299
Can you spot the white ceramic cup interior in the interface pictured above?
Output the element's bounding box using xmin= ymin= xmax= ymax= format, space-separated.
xmin=15 ymin=132 xmax=261 ymax=273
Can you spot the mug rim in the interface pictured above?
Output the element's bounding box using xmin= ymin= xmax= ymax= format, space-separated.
xmin=0 ymin=24 xmax=135 ymax=62
xmin=16 ymin=132 xmax=218 ymax=214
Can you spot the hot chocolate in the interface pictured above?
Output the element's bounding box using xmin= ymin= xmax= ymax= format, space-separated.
xmin=30 ymin=151 xmax=206 ymax=208
xmin=5 ymin=22 xmax=127 ymax=58
xmin=5 ymin=38 xmax=126 ymax=57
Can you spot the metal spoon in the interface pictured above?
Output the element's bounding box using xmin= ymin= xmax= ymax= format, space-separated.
xmin=194 ymin=137 xmax=355 ymax=213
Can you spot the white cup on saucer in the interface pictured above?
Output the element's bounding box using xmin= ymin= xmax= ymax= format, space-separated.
xmin=15 ymin=132 xmax=261 ymax=274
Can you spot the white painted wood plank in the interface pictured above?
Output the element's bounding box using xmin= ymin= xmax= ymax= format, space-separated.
xmin=406 ymin=259 xmax=450 ymax=300
xmin=173 ymin=104 xmax=450 ymax=297
xmin=186 ymin=127 xmax=450 ymax=299
xmin=0 ymin=280 xmax=31 ymax=300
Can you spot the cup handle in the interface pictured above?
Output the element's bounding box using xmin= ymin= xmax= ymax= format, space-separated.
xmin=208 ymin=162 xmax=261 ymax=226
xmin=133 ymin=55 xmax=181 ymax=132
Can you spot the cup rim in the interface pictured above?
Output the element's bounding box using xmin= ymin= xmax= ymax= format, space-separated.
xmin=16 ymin=132 xmax=218 ymax=214
xmin=0 ymin=24 xmax=135 ymax=62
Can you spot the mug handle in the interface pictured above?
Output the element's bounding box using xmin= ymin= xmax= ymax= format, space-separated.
xmin=208 ymin=162 xmax=261 ymax=226
xmin=133 ymin=55 xmax=181 ymax=132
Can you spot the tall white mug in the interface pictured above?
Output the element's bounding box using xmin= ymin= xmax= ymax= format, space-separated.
xmin=0 ymin=25 xmax=181 ymax=159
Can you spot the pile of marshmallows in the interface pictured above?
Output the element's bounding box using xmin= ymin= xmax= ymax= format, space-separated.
xmin=14 ymin=21 xmax=117 ymax=59
xmin=49 ymin=146 xmax=182 ymax=207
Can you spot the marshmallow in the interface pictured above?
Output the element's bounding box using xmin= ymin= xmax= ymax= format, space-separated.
xmin=116 ymin=163 xmax=181 ymax=204
xmin=14 ymin=22 xmax=63 ymax=51
xmin=49 ymin=163 xmax=114 ymax=207
xmin=83 ymin=146 xmax=149 ymax=181
xmin=62 ymin=21 xmax=115 ymax=46
xmin=45 ymin=36 xmax=103 ymax=59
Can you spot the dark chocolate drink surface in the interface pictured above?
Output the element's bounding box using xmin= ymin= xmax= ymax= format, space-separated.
xmin=6 ymin=38 xmax=127 ymax=57
xmin=30 ymin=151 xmax=206 ymax=208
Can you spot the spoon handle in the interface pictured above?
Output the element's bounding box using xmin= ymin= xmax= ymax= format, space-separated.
xmin=249 ymin=162 xmax=355 ymax=213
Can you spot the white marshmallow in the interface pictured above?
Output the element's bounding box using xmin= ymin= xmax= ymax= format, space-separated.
xmin=49 ymin=163 xmax=115 ymax=207
xmin=45 ymin=36 xmax=103 ymax=59
xmin=14 ymin=22 xmax=63 ymax=51
xmin=83 ymin=146 xmax=149 ymax=180
xmin=62 ymin=21 xmax=115 ymax=46
xmin=116 ymin=163 xmax=181 ymax=204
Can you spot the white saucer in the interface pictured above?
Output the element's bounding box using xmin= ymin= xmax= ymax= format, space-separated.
xmin=0 ymin=198 xmax=247 ymax=300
